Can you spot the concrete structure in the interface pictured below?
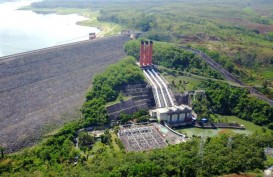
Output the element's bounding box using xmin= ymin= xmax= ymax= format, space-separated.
xmin=105 ymin=83 xmax=155 ymax=120
xmin=140 ymin=41 xmax=144 ymax=66
xmin=139 ymin=40 xmax=153 ymax=67
xmin=150 ymin=105 xmax=193 ymax=126
xmin=148 ymin=41 xmax=153 ymax=65
xmin=139 ymin=41 xmax=194 ymax=126
xmin=121 ymin=30 xmax=142 ymax=39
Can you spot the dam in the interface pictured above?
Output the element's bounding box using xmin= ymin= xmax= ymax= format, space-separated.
xmin=0 ymin=35 xmax=130 ymax=152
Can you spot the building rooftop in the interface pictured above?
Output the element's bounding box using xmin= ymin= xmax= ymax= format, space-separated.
xmin=153 ymin=105 xmax=192 ymax=114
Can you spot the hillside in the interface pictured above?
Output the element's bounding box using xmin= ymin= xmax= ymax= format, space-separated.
xmin=1 ymin=0 xmax=273 ymax=176
xmin=1 ymin=56 xmax=273 ymax=177
xmin=29 ymin=0 xmax=273 ymax=90
xmin=0 ymin=35 xmax=130 ymax=152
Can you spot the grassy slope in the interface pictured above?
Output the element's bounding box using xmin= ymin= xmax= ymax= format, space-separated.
xmin=159 ymin=66 xmax=242 ymax=92
xmin=76 ymin=12 xmax=123 ymax=37
xmin=105 ymin=95 xmax=131 ymax=106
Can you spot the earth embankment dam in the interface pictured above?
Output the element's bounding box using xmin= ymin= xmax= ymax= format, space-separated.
xmin=0 ymin=35 xmax=130 ymax=152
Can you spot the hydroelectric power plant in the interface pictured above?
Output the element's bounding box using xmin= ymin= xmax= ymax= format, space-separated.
xmin=0 ymin=34 xmax=194 ymax=152
xmin=116 ymin=40 xmax=194 ymax=152
xmin=106 ymin=40 xmax=194 ymax=127
xmin=139 ymin=40 xmax=194 ymax=127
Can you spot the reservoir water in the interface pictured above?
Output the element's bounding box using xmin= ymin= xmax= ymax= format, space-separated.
xmin=0 ymin=0 xmax=99 ymax=57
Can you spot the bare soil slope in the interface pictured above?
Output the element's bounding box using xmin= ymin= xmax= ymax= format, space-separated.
xmin=0 ymin=35 xmax=130 ymax=152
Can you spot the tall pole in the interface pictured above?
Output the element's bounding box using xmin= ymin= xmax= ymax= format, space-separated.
xmin=144 ymin=41 xmax=149 ymax=66
xmin=140 ymin=41 xmax=144 ymax=66
xmin=149 ymin=41 xmax=153 ymax=65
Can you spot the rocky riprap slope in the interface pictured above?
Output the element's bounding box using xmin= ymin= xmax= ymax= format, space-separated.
xmin=0 ymin=35 xmax=130 ymax=152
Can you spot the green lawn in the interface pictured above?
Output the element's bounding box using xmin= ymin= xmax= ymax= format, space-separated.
xmin=224 ymin=115 xmax=264 ymax=132
xmin=260 ymin=70 xmax=273 ymax=80
xmin=110 ymin=133 xmax=121 ymax=152
xmin=159 ymin=66 xmax=241 ymax=92
xmin=265 ymin=155 xmax=273 ymax=167
xmin=77 ymin=12 xmax=123 ymax=37
xmin=105 ymin=96 xmax=131 ymax=106
xmin=163 ymin=74 xmax=202 ymax=92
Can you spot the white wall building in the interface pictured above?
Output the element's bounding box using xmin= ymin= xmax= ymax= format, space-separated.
xmin=150 ymin=105 xmax=193 ymax=126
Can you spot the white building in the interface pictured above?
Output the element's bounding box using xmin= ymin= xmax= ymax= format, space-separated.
xmin=150 ymin=105 xmax=193 ymax=126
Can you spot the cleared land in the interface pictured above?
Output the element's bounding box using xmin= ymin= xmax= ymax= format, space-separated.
xmin=0 ymin=35 xmax=130 ymax=152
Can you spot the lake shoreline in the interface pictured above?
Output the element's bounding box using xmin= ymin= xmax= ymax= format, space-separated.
xmin=0 ymin=1 xmax=100 ymax=57
xmin=19 ymin=6 xmax=123 ymax=37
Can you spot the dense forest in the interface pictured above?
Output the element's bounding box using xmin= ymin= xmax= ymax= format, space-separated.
xmin=193 ymin=81 xmax=273 ymax=128
xmin=1 ymin=129 xmax=273 ymax=177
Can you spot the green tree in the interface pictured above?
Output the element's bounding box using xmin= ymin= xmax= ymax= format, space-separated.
xmin=78 ymin=131 xmax=95 ymax=148
xmin=101 ymin=129 xmax=111 ymax=145
xmin=268 ymin=123 xmax=273 ymax=130
xmin=0 ymin=146 xmax=5 ymax=158
xmin=118 ymin=92 xmax=125 ymax=102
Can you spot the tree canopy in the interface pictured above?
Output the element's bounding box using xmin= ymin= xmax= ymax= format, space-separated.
xmin=82 ymin=56 xmax=144 ymax=125
xmin=202 ymin=81 xmax=273 ymax=126
xmin=124 ymin=40 xmax=223 ymax=80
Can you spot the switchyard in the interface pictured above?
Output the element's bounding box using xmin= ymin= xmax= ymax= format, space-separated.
xmin=118 ymin=123 xmax=187 ymax=152
xmin=118 ymin=124 xmax=167 ymax=152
